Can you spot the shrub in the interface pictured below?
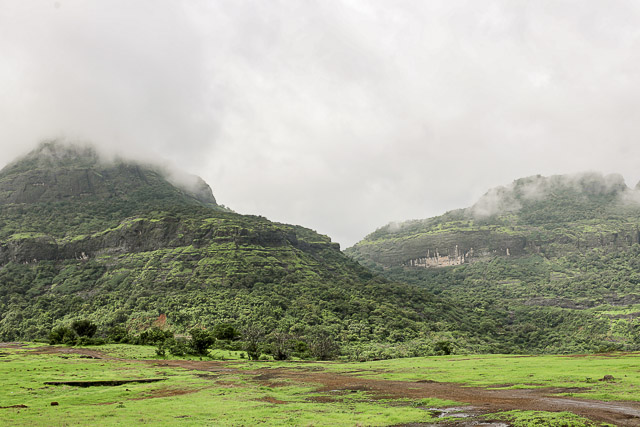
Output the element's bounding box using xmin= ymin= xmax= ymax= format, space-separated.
xmin=189 ymin=328 xmax=215 ymax=356
xmin=107 ymin=325 xmax=130 ymax=343
xmin=71 ymin=320 xmax=97 ymax=338
xmin=49 ymin=326 xmax=77 ymax=345
xmin=212 ymin=323 xmax=240 ymax=341
xmin=135 ymin=328 xmax=173 ymax=345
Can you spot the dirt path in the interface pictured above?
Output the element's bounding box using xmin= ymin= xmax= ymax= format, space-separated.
xmin=18 ymin=345 xmax=640 ymax=426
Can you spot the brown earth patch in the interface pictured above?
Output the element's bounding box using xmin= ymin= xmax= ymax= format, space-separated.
xmin=306 ymin=395 xmax=339 ymax=403
xmin=236 ymin=366 xmax=640 ymax=426
xmin=29 ymin=346 xmax=110 ymax=360
xmin=561 ymin=352 xmax=640 ymax=358
xmin=144 ymin=388 xmax=199 ymax=399
xmin=1 ymin=404 xmax=28 ymax=409
xmin=0 ymin=342 xmax=28 ymax=349
xmin=259 ymin=381 xmax=290 ymax=388
xmin=45 ymin=378 xmax=166 ymax=387
xmin=213 ymin=381 xmax=244 ymax=388
xmin=256 ymin=396 xmax=287 ymax=404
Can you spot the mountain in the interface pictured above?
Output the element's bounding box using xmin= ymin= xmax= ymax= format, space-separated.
xmin=0 ymin=141 xmax=480 ymax=359
xmin=347 ymin=173 xmax=640 ymax=353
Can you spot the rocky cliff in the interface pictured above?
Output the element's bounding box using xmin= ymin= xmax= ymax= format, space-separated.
xmin=348 ymin=173 xmax=640 ymax=269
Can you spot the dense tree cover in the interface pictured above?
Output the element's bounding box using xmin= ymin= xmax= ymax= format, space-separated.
xmin=348 ymin=173 xmax=640 ymax=354
xmin=0 ymin=224 xmax=493 ymax=358
xmin=0 ymin=142 xmax=492 ymax=360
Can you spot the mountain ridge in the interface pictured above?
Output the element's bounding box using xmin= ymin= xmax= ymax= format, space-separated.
xmin=349 ymin=172 xmax=640 ymax=269
xmin=0 ymin=141 xmax=482 ymax=360
xmin=347 ymin=172 xmax=640 ymax=353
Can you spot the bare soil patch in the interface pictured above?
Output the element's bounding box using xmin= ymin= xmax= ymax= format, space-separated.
xmin=29 ymin=346 xmax=109 ymax=360
xmin=44 ymin=378 xmax=166 ymax=387
xmin=143 ymin=388 xmax=199 ymax=399
xmin=241 ymin=367 xmax=640 ymax=426
xmin=256 ymin=396 xmax=288 ymax=404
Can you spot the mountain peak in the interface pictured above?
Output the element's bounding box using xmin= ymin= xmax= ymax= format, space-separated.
xmin=0 ymin=140 xmax=220 ymax=237
xmin=0 ymin=140 xmax=217 ymax=208
xmin=468 ymin=172 xmax=630 ymax=220
xmin=2 ymin=141 xmax=100 ymax=175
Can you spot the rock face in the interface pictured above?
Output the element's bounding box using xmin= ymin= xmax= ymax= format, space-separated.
xmin=347 ymin=173 xmax=640 ymax=269
xmin=0 ymin=215 xmax=339 ymax=265
xmin=0 ymin=141 xmax=340 ymax=266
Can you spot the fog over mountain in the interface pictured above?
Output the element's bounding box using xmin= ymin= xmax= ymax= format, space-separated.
xmin=2 ymin=0 xmax=640 ymax=246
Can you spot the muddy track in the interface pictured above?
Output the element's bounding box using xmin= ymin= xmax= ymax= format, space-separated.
xmin=17 ymin=345 xmax=640 ymax=426
xmin=246 ymin=368 xmax=640 ymax=426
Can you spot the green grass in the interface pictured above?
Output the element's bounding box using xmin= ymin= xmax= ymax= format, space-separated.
xmin=317 ymin=353 xmax=640 ymax=401
xmin=487 ymin=410 xmax=604 ymax=426
xmin=4 ymin=345 xmax=639 ymax=425
xmin=0 ymin=346 xmax=435 ymax=426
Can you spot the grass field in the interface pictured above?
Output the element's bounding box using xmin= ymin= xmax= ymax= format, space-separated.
xmin=2 ymin=344 xmax=638 ymax=426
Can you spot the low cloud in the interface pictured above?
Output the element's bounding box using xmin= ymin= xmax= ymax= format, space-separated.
xmin=469 ymin=172 xmax=633 ymax=218
xmin=2 ymin=1 xmax=640 ymax=246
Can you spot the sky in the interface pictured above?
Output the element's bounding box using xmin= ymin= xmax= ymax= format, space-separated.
xmin=2 ymin=0 xmax=640 ymax=247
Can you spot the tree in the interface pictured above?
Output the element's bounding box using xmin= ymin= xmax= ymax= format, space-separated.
xmin=212 ymin=323 xmax=240 ymax=341
xmin=71 ymin=320 xmax=97 ymax=338
xmin=49 ymin=326 xmax=77 ymax=345
xmin=189 ymin=328 xmax=215 ymax=356
xmin=269 ymin=332 xmax=293 ymax=360
xmin=308 ymin=329 xmax=339 ymax=360
xmin=107 ymin=325 xmax=130 ymax=343
xmin=242 ymin=326 xmax=265 ymax=360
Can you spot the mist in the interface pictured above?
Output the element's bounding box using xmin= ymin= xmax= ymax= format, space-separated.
xmin=2 ymin=1 xmax=640 ymax=247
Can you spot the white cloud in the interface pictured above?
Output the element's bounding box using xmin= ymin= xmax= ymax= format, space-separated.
xmin=2 ymin=0 xmax=640 ymax=246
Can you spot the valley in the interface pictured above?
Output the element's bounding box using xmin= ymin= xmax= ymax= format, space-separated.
xmin=3 ymin=144 xmax=640 ymax=425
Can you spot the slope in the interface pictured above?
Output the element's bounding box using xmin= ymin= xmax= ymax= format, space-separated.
xmin=0 ymin=141 xmax=480 ymax=359
xmin=347 ymin=173 xmax=640 ymax=353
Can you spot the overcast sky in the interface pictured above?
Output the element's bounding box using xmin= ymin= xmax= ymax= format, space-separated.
xmin=2 ymin=0 xmax=640 ymax=247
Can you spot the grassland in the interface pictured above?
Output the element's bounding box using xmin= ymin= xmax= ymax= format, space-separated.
xmin=2 ymin=344 xmax=639 ymax=426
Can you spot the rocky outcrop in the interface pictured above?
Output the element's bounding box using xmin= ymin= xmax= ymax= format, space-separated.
xmin=0 ymin=216 xmax=338 ymax=265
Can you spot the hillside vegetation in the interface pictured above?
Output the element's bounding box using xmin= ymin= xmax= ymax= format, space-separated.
xmin=0 ymin=142 xmax=487 ymax=359
xmin=347 ymin=173 xmax=640 ymax=353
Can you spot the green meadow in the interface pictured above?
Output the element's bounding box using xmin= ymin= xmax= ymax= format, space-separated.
xmin=2 ymin=344 xmax=637 ymax=426
xmin=318 ymin=352 xmax=640 ymax=402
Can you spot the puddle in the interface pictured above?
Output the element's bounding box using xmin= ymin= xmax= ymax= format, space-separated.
xmin=421 ymin=406 xmax=509 ymax=426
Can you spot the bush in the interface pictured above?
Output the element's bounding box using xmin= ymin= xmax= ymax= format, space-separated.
xmin=71 ymin=320 xmax=97 ymax=338
xmin=49 ymin=326 xmax=77 ymax=345
xmin=433 ymin=340 xmax=454 ymax=355
xmin=167 ymin=337 xmax=189 ymax=356
xmin=242 ymin=326 xmax=265 ymax=360
xmin=189 ymin=328 xmax=215 ymax=356
xmin=135 ymin=328 xmax=173 ymax=345
xmin=308 ymin=331 xmax=339 ymax=360
xmin=107 ymin=325 xmax=130 ymax=343
xmin=268 ymin=332 xmax=293 ymax=360
xmin=77 ymin=336 xmax=105 ymax=346
xmin=212 ymin=323 xmax=240 ymax=341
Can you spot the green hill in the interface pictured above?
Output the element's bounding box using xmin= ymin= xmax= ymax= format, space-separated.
xmin=347 ymin=173 xmax=640 ymax=353
xmin=0 ymin=141 xmax=484 ymax=359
